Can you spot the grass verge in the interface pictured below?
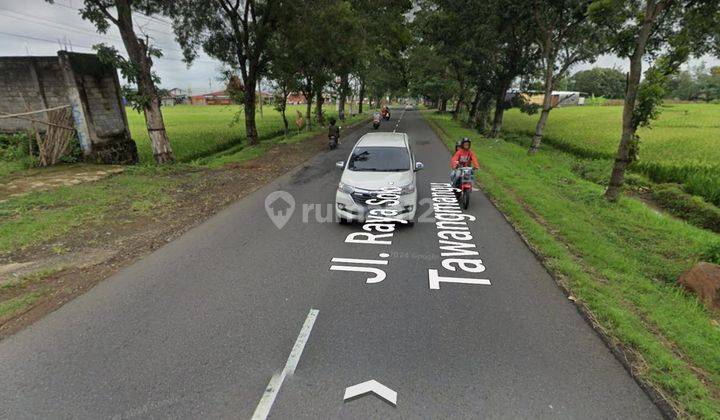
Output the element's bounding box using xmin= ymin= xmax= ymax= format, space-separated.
xmin=424 ymin=111 xmax=720 ymax=419
xmin=0 ymin=113 xmax=368 ymax=331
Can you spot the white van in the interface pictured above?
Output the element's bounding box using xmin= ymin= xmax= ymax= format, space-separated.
xmin=335 ymin=132 xmax=423 ymax=224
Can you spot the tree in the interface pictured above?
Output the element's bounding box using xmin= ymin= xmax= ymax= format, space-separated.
xmin=169 ymin=0 xmax=283 ymax=146
xmin=406 ymin=44 xmax=459 ymax=110
xmin=54 ymin=0 xmax=175 ymax=163
xmin=665 ymin=69 xmax=697 ymax=100
xmin=527 ymin=0 xmax=607 ymax=153
xmin=269 ymin=0 xmax=344 ymax=128
xmin=413 ymin=0 xmax=474 ymax=119
xmin=266 ymin=36 xmax=297 ymax=136
xmin=353 ymin=0 xmax=412 ymax=113
xmin=590 ymin=0 xmax=720 ymax=201
xmin=569 ymin=67 xmax=626 ymax=99
xmin=487 ymin=0 xmax=540 ymax=138
xmin=665 ymin=64 xmax=720 ymax=101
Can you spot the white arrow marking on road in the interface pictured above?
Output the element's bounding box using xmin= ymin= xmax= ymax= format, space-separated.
xmin=344 ymin=380 xmax=397 ymax=407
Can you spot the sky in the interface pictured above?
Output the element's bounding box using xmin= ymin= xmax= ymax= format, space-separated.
xmin=1 ymin=0 xmax=718 ymax=95
xmin=0 ymin=0 xmax=224 ymax=94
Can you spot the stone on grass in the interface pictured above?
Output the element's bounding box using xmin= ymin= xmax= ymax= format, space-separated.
xmin=678 ymin=262 xmax=720 ymax=311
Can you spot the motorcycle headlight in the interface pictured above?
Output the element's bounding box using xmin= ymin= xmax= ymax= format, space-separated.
xmin=338 ymin=182 xmax=355 ymax=194
xmin=399 ymin=183 xmax=416 ymax=195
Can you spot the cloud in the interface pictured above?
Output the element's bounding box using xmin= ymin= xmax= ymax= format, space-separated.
xmin=2 ymin=0 xmax=718 ymax=91
xmin=0 ymin=0 xmax=223 ymax=93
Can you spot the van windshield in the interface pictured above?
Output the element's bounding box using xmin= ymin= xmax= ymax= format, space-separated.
xmin=347 ymin=146 xmax=411 ymax=172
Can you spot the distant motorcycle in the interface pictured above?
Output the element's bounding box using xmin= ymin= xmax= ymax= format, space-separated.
xmin=381 ymin=108 xmax=390 ymax=121
xmin=372 ymin=113 xmax=381 ymax=129
xmin=454 ymin=167 xmax=474 ymax=210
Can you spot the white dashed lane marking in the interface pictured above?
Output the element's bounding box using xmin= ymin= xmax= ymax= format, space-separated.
xmin=251 ymin=308 xmax=319 ymax=420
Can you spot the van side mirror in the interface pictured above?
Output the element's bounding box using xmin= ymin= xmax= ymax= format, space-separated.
xmin=415 ymin=162 xmax=424 ymax=171
xmin=336 ymin=161 xmax=345 ymax=168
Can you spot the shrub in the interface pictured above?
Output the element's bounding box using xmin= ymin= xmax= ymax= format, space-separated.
xmin=0 ymin=133 xmax=30 ymax=162
xmin=584 ymin=96 xmax=608 ymax=106
xmin=571 ymin=158 xmax=611 ymax=185
xmin=700 ymin=241 xmax=720 ymax=264
xmin=651 ymin=183 xmax=720 ymax=233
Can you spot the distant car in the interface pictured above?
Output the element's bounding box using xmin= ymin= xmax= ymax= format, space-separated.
xmin=335 ymin=132 xmax=423 ymax=224
xmin=404 ymin=104 xmax=414 ymax=110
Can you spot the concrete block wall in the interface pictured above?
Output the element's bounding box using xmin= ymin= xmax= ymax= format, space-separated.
xmin=0 ymin=52 xmax=138 ymax=164
xmin=0 ymin=57 xmax=67 ymax=133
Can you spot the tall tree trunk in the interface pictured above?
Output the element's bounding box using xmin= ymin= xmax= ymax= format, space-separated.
xmin=280 ymin=91 xmax=289 ymax=137
xmin=115 ymin=0 xmax=173 ymax=163
xmin=452 ymin=93 xmax=464 ymax=120
xmin=302 ymin=77 xmax=313 ymax=129
xmin=305 ymin=95 xmax=313 ymax=129
xmin=490 ymin=78 xmax=513 ymax=138
xmin=143 ymin=97 xmax=173 ymax=162
xmin=604 ymin=2 xmax=659 ymax=201
xmin=244 ymin=85 xmax=259 ymax=145
xmin=358 ymin=80 xmax=365 ymax=114
xmin=489 ymin=88 xmax=506 ymax=138
xmin=466 ymin=90 xmax=481 ymax=127
xmin=529 ymin=42 xmax=555 ymax=154
xmin=315 ymin=89 xmax=325 ymax=126
xmin=338 ymin=73 xmax=349 ymax=121
xmin=476 ymin=96 xmax=492 ymax=134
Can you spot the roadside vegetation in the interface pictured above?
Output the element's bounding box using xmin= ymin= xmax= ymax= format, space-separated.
xmin=503 ymin=103 xmax=720 ymax=206
xmin=2 ymin=0 xmax=408 ymax=335
xmin=0 ymin=108 xmax=368 ymax=327
xmin=425 ymin=111 xmax=720 ymax=418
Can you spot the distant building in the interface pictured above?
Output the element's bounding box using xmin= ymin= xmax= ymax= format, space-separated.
xmin=161 ymin=87 xmax=188 ymax=106
xmin=190 ymin=90 xmax=232 ymax=105
xmin=525 ymin=91 xmax=588 ymax=107
xmin=287 ymin=93 xmax=306 ymax=105
xmin=189 ymin=90 xmax=273 ymax=106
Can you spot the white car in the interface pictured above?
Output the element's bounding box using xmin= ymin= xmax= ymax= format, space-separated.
xmin=335 ymin=132 xmax=423 ymax=224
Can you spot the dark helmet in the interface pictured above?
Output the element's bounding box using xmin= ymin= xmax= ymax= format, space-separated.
xmin=329 ymin=117 xmax=336 ymax=125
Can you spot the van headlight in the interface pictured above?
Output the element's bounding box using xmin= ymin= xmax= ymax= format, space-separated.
xmin=399 ymin=183 xmax=416 ymax=195
xmin=338 ymin=182 xmax=355 ymax=194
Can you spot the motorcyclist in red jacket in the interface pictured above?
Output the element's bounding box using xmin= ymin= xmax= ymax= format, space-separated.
xmin=450 ymin=137 xmax=479 ymax=188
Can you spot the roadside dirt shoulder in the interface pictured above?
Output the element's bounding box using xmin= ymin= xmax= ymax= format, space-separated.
xmin=0 ymin=122 xmax=366 ymax=339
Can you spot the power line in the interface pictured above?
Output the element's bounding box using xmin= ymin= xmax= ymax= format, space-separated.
xmin=0 ymin=6 xmax=204 ymax=60
xmin=0 ymin=8 xmax=125 ymax=43
xmin=53 ymin=1 xmax=174 ymax=27
xmin=0 ymin=30 xmax=217 ymax=65
xmin=46 ymin=3 xmax=175 ymax=36
xmin=0 ymin=8 xmax=185 ymax=55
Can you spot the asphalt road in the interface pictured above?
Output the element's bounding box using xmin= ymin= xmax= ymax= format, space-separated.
xmin=0 ymin=111 xmax=662 ymax=419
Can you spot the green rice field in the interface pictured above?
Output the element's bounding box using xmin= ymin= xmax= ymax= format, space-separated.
xmin=126 ymin=104 xmax=347 ymax=163
xmin=502 ymin=103 xmax=720 ymax=205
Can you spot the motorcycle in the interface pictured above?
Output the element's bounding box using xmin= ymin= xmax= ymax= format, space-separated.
xmin=453 ymin=167 xmax=474 ymax=210
xmin=381 ymin=108 xmax=390 ymax=121
xmin=372 ymin=113 xmax=381 ymax=129
xmin=328 ymin=134 xmax=339 ymax=150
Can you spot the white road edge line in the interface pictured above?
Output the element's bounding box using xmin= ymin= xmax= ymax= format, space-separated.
xmin=251 ymin=308 xmax=319 ymax=420
xmin=393 ymin=109 xmax=407 ymax=133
